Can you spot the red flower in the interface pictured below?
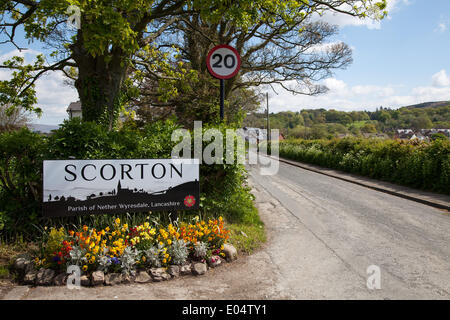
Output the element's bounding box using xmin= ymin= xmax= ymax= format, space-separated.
xmin=184 ymin=195 xmax=196 ymax=208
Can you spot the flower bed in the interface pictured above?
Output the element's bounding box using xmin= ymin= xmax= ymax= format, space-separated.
xmin=14 ymin=217 xmax=235 ymax=286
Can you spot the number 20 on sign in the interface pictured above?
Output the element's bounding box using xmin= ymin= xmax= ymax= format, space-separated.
xmin=206 ymin=44 xmax=241 ymax=120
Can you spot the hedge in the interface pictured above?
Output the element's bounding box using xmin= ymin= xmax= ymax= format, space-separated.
xmin=279 ymin=138 xmax=450 ymax=194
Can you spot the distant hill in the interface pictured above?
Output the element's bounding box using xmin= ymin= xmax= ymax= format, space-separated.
xmin=402 ymin=101 xmax=450 ymax=110
xmin=27 ymin=124 xmax=60 ymax=134
xmin=244 ymin=101 xmax=450 ymax=139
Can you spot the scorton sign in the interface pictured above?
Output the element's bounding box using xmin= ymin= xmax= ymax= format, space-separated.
xmin=43 ymin=159 xmax=199 ymax=217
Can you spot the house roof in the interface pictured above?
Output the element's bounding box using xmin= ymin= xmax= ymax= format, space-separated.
xmin=67 ymin=101 xmax=82 ymax=111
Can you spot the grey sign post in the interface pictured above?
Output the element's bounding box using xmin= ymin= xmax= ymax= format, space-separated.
xmin=206 ymin=44 xmax=241 ymax=121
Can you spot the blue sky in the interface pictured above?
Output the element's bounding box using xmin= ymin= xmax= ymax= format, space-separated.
xmin=337 ymin=0 xmax=450 ymax=89
xmin=1 ymin=0 xmax=450 ymax=125
xmin=269 ymin=0 xmax=450 ymax=113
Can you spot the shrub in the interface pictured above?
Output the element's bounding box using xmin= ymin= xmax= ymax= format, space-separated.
xmin=0 ymin=128 xmax=45 ymax=235
xmin=0 ymin=118 xmax=258 ymax=239
xmin=279 ymin=138 xmax=450 ymax=194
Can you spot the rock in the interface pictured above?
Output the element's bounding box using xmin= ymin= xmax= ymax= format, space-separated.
xmin=23 ymin=270 xmax=37 ymax=285
xmin=14 ymin=257 xmax=30 ymax=272
xmin=167 ymin=265 xmax=180 ymax=278
xmin=149 ymin=268 xmax=170 ymax=282
xmin=192 ymin=262 xmax=207 ymax=276
xmin=223 ymin=244 xmax=238 ymax=262
xmin=135 ymin=271 xmax=152 ymax=283
xmin=80 ymin=275 xmax=90 ymax=286
xmin=207 ymin=255 xmax=222 ymax=268
xmin=105 ymin=273 xmax=122 ymax=286
xmin=91 ymin=271 xmax=104 ymax=286
xmin=36 ymin=269 xmax=55 ymax=286
xmin=24 ymin=261 xmax=35 ymax=274
xmin=180 ymin=264 xmax=192 ymax=275
xmin=122 ymin=273 xmax=135 ymax=284
xmin=53 ymin=273 xmax=68 ymax=286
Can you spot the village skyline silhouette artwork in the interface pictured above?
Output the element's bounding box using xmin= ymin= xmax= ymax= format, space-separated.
xmin=43 ymin=179 xmax=200 ymax=217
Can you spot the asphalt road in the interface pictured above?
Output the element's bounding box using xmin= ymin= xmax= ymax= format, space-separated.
xmin=249 ymin=159 xmax=450 ymax=299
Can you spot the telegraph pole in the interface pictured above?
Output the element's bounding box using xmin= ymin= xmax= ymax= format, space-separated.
xmin=266 ymin=93 xmax=270 ymax=142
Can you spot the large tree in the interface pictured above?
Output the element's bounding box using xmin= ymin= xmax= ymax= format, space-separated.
xmin=0 ymin=0 xmax=386 ymax=127
xmin=133 ymin=0 xmax=387 ymax=125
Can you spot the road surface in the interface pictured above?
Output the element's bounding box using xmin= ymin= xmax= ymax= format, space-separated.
xmin=248 ymin=159 xmax=450 ymax=299
xmin=2 ymin=160 xmax=449 ymax=300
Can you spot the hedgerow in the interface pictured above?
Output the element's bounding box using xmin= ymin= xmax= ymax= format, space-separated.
xmin=279 ymin=138 xmax=450 ymax=194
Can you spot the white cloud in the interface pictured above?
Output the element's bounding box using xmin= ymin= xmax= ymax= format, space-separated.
xmin=35 ymin=71 xmax=78 ymax=120
xmin=434 ymin=15 xmax=449 ymax=33
xmin=318 ymin=0 xmax=411 ymax=30
xmin=265 ymin=69 xmax=450 ymax=112
xmin=432 ymin=70 xmax=450 ymax=88
xmin=436 ymin=23 xmax=447 ymax=33
xmin=0 ymin=49 xmax=79 ymax=124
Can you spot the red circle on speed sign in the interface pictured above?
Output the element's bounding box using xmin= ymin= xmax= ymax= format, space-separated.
xmin=206 ymin=44 xmax=241 ymax=80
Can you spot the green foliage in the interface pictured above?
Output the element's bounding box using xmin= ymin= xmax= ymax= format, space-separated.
xmin=1 ymin=0 xmax=387 ymax=124
xmin=0 ymin=119 xmax=258 ymax=240
xmin=0 ymin=55 xmax=44 ymax=115
xmin=280 ymin=138 xmax=450 ymax=194
xmin=244 ymin=105 xmax=450 ymax=139
xmin=0 ymin=128 xmax=46 ymax=235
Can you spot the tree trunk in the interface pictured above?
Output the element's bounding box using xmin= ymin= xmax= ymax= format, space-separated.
xmin=71 ymin=34 xmax=128 ymax=129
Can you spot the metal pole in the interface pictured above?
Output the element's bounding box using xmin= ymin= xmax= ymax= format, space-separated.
xmin=220 ymin=79 xmax=225 ymax=121
xmin=266 ymin=92 xmax=270 ymax=142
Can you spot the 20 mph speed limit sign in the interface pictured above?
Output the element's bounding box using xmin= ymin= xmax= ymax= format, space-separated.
xmin=206 ymin=44 xmax=241 ymax=80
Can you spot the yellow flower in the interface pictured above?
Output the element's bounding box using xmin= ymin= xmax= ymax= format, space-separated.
xmin=82 ymin=265 xmax=88 ymax=271
xmin=167 ymin=239 xmax=172 ymax=245
xmin=115 ymin=218 xmax=120 ymax=225
xmin=162 ymin=258 xmax=167 ymax=264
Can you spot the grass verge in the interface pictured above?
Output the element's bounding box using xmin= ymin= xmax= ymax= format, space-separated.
xmin=225 ymin=192 xmax=267 ymax=255
xmin=228 ymin=222 xmax=266 ymax=255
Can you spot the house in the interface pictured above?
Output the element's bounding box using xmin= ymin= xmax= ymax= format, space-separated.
xmin=420 ymin=129 xmax=450 ymax=139
xmin=241 ymin=127 xmax=267 ymax=144
xmin=410 ymin=133 xmax=427 ymax=141
xmin=396 ymin=129 xmax=415 ymax=140
xmin=396 ymin=128 xmax=449 ymax=141
xmin=67 ymin=101 xmax=82 ymax=119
